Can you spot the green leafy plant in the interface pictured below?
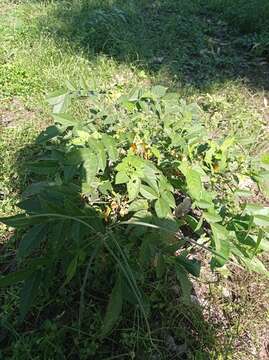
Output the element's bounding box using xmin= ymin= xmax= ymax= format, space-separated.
xmin=1 ymin=80 xmax=268 ymax=336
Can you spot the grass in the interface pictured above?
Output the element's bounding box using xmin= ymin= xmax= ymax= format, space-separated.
xmin=202 ymin=0 xmax=269 ymax=34
xmin=0 ymin=0 xmax=268 ymax=358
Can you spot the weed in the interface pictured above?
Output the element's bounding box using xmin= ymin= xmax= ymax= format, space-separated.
xmin=1 ymin=81 xmax=269 ymax=359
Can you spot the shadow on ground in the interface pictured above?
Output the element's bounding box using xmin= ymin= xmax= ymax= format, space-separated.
xmin=33 ymin=0 xmax=269 ymax=91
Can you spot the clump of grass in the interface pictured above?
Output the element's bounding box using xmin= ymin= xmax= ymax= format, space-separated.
xmin=0 ymin=122 xmax=39 ymax=216
xmin=202 ymin=0 xmax=269 ymax=57
xmin=203 ymin=0 xmax=269 ymax=34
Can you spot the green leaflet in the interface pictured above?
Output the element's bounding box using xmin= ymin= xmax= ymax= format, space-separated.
xmin=158 ymin=174 xmax=173 ymax=193
xmin=19 ymin=271 xmax=42 ymax=322
xmin=258 ymin=171 xmax=269 ymax=197
xmin=27 ymin=160 xmax=59 ymax=175
xmin=139 ymin=237 xmax=153 ymax=266
xmin=253 ymin=215 xmax=269 ymax=228
xmin=185 ymin=168 xmax=203 ymax=201
xmin=102 ymin=274 xmax=123 ymax=336
xmin=203 ymin=212 xmax=222 ymax=224
xmin=151 ymin=85 xmax=167 ymax=98
xmin=128 ymin=87 xmax=141 ymax=102
xmin=95 ymin=141 xmax=107 ymax=172
xmin=175 ymin=265 xmax=192 ymax=305
xmin=127 ymin=178 xmax=141 ymax=201
xmin=143 ymin=175 xmax=159 ymax=193
xmin=115 ymin=171 xmax=130 ymax=185
xmin=234 ymin=189 xmax=252 ymax=197
xmin=98 ymin=180 xmax=113 ymax=195
xmin=18 ymin=224 xmax=47 ymax=259
xmin=128 ymin=199 xmax=148 ymax=212
xmin=161 ymin=191 xmax=176 ymax=208
xmin=102 ymin=134 xmax=118 ymax=162
xmin=47 ymin=90 xmax=71 ymax=114
xmin=88 ymin=139 xmax=107 ymax=172
xmin=243 ymin=257 xmax=269 ymax=278
xmin=65 ymin=256 xmax=79 ymax=285
xmin=0 ymin=270 xmax=34 ymax=287
xmin=83 ymin=153 xmax=98 ymax=181
xmin=220 ymin=137 xmax=234 ymax=153
xmin=52 ymin=113 xmax=77 ymax=128
xmin=0 ymin=214 xmax=49 ymax=228
xmin=156 ymin=254 xmax=166 ymax=278
xmin=244 ymin=204 xmax=269 ymax=216
xmin=36 ymin=126 xmax=61 ymax=144
xmin=22 ymin=181 xmax=58 ymax=197
xmin=175 ymin=256 xmax=201 ymax=277
xmin=155 ymin=197 xmax=170 ymax=218
xmin=185 ymin=215 xmax=202 ymax=234
xmin=140 ymin=184 xmax=159 ymax=200
xmin=244 ymin=205 xmax=269 ymax=227
xmin=261 ymin=153 xmax=269 ymax=170
xmin=211 ymin=224 xmax=230 ymax=267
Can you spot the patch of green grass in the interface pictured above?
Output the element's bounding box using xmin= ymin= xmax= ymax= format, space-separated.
xmin=202 ymin=0 xmax=269 ymax=34
xmin=0 ymin=121 xmax=39 ymax=219
xmin=0 ymin=0 xmax=268 ymax=138
xmin=0 ymin=1 xmax=147 ymax=105
xmin=0 ymin=275 xmax=218 ymax=359
xmin=200 ymin=0 xmax=269 ymax=57
xmin=0 ymin=0 xmax=268 ymax=359
xmin=205 ymin=264 xmax=269 ymax=360
xmin=196 ymin=81 xmax=268 ymax=153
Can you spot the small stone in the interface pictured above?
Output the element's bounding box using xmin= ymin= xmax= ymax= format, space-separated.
xmin=151 ymin=56 xmax=164 ymax=64
xmin=222 ymin=287 xmax=231 ymax=299
xmin=191 ymin=294 xmax=201 ymax=305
